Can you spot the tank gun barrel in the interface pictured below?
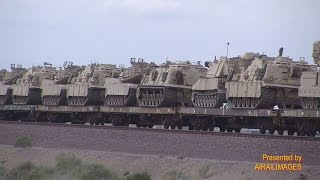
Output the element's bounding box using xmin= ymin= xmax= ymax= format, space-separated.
xmin=279 ymin=47 xmax=284 ymax=57
xmin=313 ymin=41 xmax=320 ymax=65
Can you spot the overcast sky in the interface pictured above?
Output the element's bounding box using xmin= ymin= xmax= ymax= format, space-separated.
xmin=0 ymin=0 xmax=319 ymax=68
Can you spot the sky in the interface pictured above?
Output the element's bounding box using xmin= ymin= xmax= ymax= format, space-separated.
xmin=0 ymin=0 xmax=319 ymax=69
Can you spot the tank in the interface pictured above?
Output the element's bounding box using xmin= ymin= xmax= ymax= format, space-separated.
xmin=298 ymin=41 xmax=320 ymax=108
xmin=136 ymin=61 xmax=207 ymax=107
xmin=104 ymin=58 xmax=158 ymax=106
xmin=192 ymin=53 xmax=258 ymax=108
xmin=0 ymin=64 xmax=26 ymax=104
xmin=226 ymin=48 xmax=315 ymax=108
xmin=66 ymin=64 xmax=121 ymax=106
xmin=41 ymin=62 xmax=83 ymax=105
xmin=12 ymin=63 xmax=56 ymax=105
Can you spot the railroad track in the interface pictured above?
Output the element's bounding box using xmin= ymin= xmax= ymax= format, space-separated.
xmin=0 ymin=120 xmax=319 ymax=142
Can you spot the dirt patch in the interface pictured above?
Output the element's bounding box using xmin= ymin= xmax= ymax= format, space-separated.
xmin=0 ymin=145 xmax=319 ymax=180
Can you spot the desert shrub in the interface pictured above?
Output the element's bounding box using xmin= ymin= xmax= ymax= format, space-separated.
xmin=198 ymin=164 xmax=210 ymax=179
xmin=79 ymin=163 xmax=118 ymax=180
xmin=0 ymin=166 xmax=6 ymax=177
xmin=5 ymin=161 xmax=53 ymax=180
xmin=126 ymin=172 xmax=151 ymax=180
xmin=14 ymin=136 xmax=32 ymax=148
xmin=163 ymin=170 xmax=185 ymax=180
xmin=55 ymin=153 xmax=82 ymax=175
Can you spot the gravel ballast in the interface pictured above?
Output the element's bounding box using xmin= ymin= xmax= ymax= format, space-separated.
xmin=0 ymin=123 xmax=319 ymax=166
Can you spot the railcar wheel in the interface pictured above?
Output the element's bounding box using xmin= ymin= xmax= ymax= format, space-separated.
xmin=307 ymin=130 xmax=316 ymax=137
xmin=277 ymin=129 xmax=284 ymax=135
xmin=164 ymin=122 xmax=169 ymax=129
xmin=269 ymin=129 xmax=275 ymax=135
xmin=259 ymin=128 xmax=266 ymax=134
xmin=226 ymin=128 xmax=232 ymax=132
xmin=287 ymin=130 xmax=295 ymax=136
xmin=219 ymin=127 xmax=226 ymax=132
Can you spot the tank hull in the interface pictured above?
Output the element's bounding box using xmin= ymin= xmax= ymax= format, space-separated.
xmin=67 ymin=84 xmax=104 ymax=106
xmin=12 ymin=84 xmax=42 ymax=105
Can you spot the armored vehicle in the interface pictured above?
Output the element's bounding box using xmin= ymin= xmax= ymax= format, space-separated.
xmin=41 ymin=62 xmax=83 ymax=105
xmin=136 ymin=61 xmax=207 ymax=107
xmin=226 ymin=48 xmax=315 ymax=108
xmin=0 ymin=64 xmax=26 ymax=104
xmin=298 ymin=41 xmax=320 ymax=109
xmin=67 ymin=64 xmax=121 ymax=106
xmin=104 ymin=58 xmax=158 ymax=106
xmin=192 ymin=53 xmax=259 ymax=108
xmin=12 ymin=63 xmax=56 ymax=105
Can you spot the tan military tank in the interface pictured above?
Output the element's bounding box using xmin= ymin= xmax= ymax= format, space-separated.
xmin=298 ymin=41 xmax=320 ymax=109
xmin=104 ymin=58 xmax=157 ymax=106
xmin=12 ymin=63 xmax=56 ymax=105
xmin=0 ymin=64 xmax=26 ymax=104
xmin=67 ymin=64 xmax=121 ymax=106
xmin=136 ymin=61 xmax=207 ymax=107
xmin=226 ymin=48 xmax=315 ymax=108
xmin=192 ymin=53 xmax=258 ymax=108
xmin=41 ymin=61 xmax=83 ymax=105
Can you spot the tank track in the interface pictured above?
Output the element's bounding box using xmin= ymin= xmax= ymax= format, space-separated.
xmin=227 ymin=88 xmax=276 ymax=109
xmin=192 ymin=91 xmax=226 ymax=108
xmin=67 ymin=88 xmax=103 ymax=106
xmin=67 ymin=96 xmax=88 ymax=106
xmin=137 ymin=86 xmax=179 ymax=107
xmin=42 ymin=90 xmax=67 ymax=106
xmin=104 ymin=88 xmax=137 ymax=106
xmin=301 ymin=97 xmax=319 ymax=109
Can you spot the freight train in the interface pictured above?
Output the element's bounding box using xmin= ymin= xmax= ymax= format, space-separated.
xmin=0 ymin=42 xmax=320 ymax=137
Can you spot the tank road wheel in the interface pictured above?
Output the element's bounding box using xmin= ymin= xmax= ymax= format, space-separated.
xmin=312 ymin=99 xmax=319 ymax=109
xmin=250 ymin=98 xmax=255 ymax=108
xmin=230 ymin=98 xmax=236 ymax=108
xmin=245 ymin=98 xmax=250 ymax=108
xmin=236 ymin=98 xmax=241 ymax=107
xmin=226 ymin=128 xmax=232 ymax=133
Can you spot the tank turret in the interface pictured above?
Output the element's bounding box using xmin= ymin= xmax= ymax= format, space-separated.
xmin=136 ymin=61 xmax=207 ymax=107
xmin=41 ymin=62 xmax=83 ymax=105
xmin=226 ymin=48 xmax=315 ymax=108
xmin=12 ymin=63 xmax=56 ymax=105
xmin=298 ymin=41 xmax=320 ymax=109
xmin=104 ymin=59 xmax=157 ymax=107
xmin=192 ymin=53 xmax=259 ymax=107
xmin=0 ymin=64 xmax=26 ymax=104
xmin=66 ymin=64 xmax=121 ymax=106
